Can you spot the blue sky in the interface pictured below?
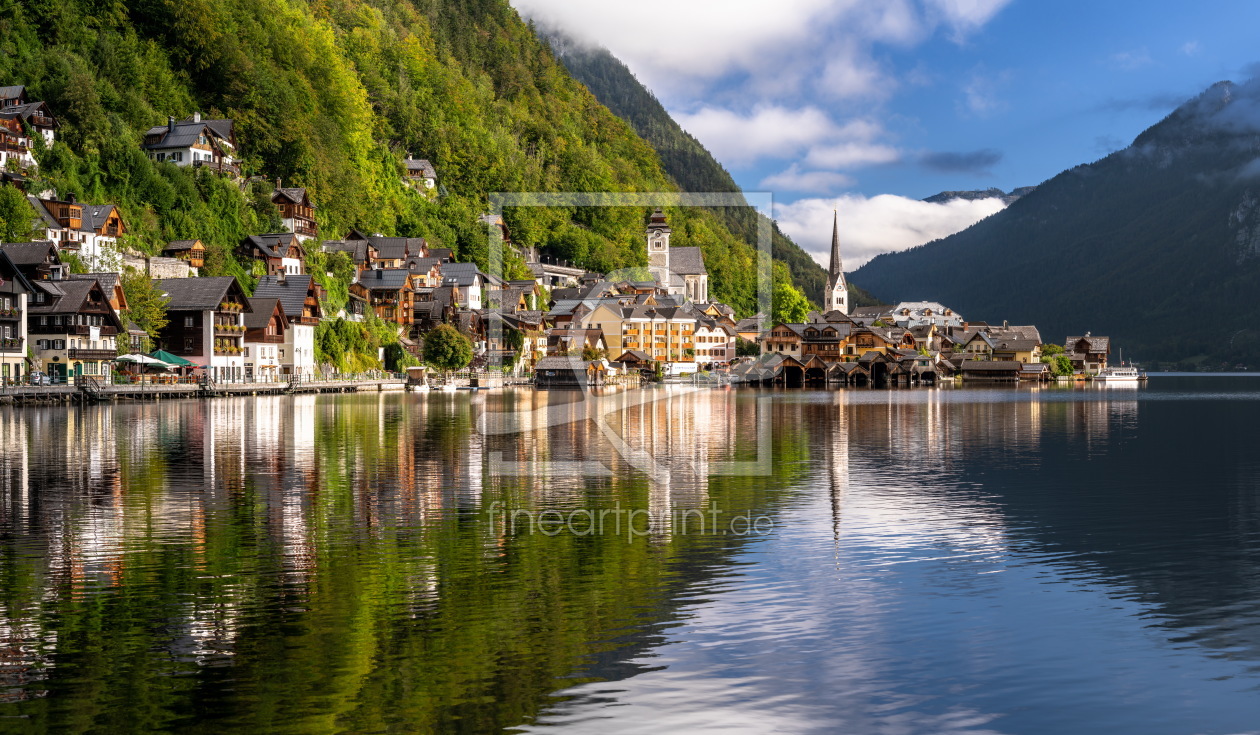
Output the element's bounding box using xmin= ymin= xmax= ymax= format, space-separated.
xmin=514 ymin=0 xmax=1260 ymax=268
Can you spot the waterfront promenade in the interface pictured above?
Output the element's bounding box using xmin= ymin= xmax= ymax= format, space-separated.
xmin=0 ymin=374 xmax=408 ymax=404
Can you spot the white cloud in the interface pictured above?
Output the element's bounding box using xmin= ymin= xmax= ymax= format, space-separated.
xmin=961 ymin=68 xmax=1010 ymax=117
xmin=515 ymin=0 xmax=1009 ymax=105
xmin=673 ymin=105 xmax=841 ymax=164
xmin=1180 ymin=40 xmax=1200 ymax=57
xmin=775 ymin=194 xmax=1007 ymax=269
xmin=760 ymin=165 xmax=855 ymax=193
xmin=805 ymin=142 xmax=901 ymax=168
xmin=925 ymin=0 xmax=1011 ymax=40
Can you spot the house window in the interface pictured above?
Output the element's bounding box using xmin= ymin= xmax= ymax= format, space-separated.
xmin=184 ymin=316 xmax=194 ymax=327
xmin=185 ymin=338 xmax=194 ymax=351
xmin=54 ymin=339 xmax=64 ymax=350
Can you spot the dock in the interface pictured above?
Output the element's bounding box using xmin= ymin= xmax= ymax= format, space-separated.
xmin=0 ymin=376 xmax=407 ymax=405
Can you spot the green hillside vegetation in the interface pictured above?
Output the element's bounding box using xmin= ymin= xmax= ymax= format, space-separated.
xmin=541 ymin=30 xmax=842 ymax=305
xmin=851 ymin=80 xmax=1260 ymax=368
xmin=0 ymin=0 xmax=790 ymax=321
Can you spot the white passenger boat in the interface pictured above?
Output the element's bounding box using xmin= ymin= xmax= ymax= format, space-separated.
xmin=1093 ymin=366 xmax=1143 ymax=383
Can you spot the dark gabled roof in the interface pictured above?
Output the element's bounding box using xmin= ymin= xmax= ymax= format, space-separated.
xmin=323 ymin=240 xmax=370 ymax=263
xmin=69 ymin=272 xmax=120 ymax=295
xmin=615 ymin=349 xmax=653 ymax=363
xmin=0 ymin=241 xmax=58 ymax=265
xmin=441 ymin=262 xmax=480 ymax=287
xmin=244 ymin=298 xmax=284 ymax=330
xmin=156 ymin=277 xmax=247 ymax=311
xmin=0 ymin=101 xmax=58 ymax=128
xmin=272 ymin=187 xmax=309 ymax=205
xmin=189 ymin=117 xmax=233 ymax=141
xmin=164 ymin=239 xmax=203 ymax=252
xmin=254 ymin=274 xmax=317 ymax=319
xmin=0 ymin=250 xmax=34 ymax=293
xmin=242 ymin=233 xmax=302 ymax=259
xmin=141 ymin=121 xmax=224 ymax=151
xmin=368 ymin=236 xmax=423 ymax=260
xmin=407 ymin=256 xmax=441 ymax=273
xmin=27 ymin=279 xmax=101 ymax=315
xmin=428 ymin=247 xmax=453 ymax=261
xmin=80 ymin=204 xmax=120 ymax=233
xmin=357 ymin=268 xmax=411 ymax=291
xmin=0 ymin=85 xmax=25 ymax=100
xmin=991 ymin=338 xmax=1041 ymax=352
xmin=669 ymin=246 xmax=706 ymax=275
xmin=403 ymin=158 xmax=436 ymax=177
xmin=1066 ymin=335 xmax=1110 ymax=352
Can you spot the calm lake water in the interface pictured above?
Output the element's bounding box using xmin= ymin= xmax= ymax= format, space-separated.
xmin=2 ymin=377 xmax=1260 ymax=733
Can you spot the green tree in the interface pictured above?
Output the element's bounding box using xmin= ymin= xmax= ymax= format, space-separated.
xmin=1041 ymin=353 xmax=1074 ymax=376
xmin=423 ymin=324 xmax=473 ymax=373
xmin=1042 ymin=343 xmax=1065 ymax=356
xmin=0 ymin=186 xmax=35 ymax=242
xmin=580 ymin=345 xmax=604 ymax=362
xmin=121 ymin=268 xmax=170 ymax=343
xmin=772 ymin=280 xmax=811 ymax=324
xmin=735 ymin=337 xmax=760 ymax=357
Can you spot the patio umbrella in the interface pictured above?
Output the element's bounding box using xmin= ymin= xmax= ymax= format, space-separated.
xmin=117 ymin=354 xmax=174 ymax=367
xmin=149 ymin=350 xmax=195 ymax=367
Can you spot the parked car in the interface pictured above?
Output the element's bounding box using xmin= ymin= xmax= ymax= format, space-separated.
xmin=28 ymin=371 xmax=51 ymax=386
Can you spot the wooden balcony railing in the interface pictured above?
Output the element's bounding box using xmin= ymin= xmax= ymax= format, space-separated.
xmin=0 ymin=337 xmax=22 ymax=351
xmin=67 ymin=348 xmax=117 ymax=360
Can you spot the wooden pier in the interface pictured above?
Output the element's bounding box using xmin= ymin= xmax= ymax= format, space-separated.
xmin=0 ymin=377 xmax=407 ymax=405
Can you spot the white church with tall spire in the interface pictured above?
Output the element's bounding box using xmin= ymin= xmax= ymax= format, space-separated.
xmin=825 ymin=210 xmax=849 ymax=315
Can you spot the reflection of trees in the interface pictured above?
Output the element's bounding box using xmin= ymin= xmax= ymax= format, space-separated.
xmin=0 ymin=389 xmax=815 ymax=731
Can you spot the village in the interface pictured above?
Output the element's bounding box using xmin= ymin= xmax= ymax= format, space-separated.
xmin=0 ymin=84 xmax=1118 ymax=397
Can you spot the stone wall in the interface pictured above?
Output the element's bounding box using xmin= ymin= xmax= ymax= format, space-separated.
xmin=122 ymin=255 xmax=192 ymax=279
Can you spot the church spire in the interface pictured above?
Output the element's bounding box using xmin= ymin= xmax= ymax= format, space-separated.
xmin=829 ymin=210 xmax=844 ymax=282
xmin=826 ymin=210 xmax=849 ymax=315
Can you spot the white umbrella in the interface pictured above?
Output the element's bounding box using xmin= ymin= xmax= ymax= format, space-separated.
xmin=116 ymin=354 xmax=174 ymax=367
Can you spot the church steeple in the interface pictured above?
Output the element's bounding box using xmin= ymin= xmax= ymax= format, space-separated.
xmin=826 ymin=210 xmax=849 ymax=315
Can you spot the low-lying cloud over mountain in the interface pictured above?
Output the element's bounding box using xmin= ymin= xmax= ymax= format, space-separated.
xmin=775 ymin=194 xmax=1007 ymax=270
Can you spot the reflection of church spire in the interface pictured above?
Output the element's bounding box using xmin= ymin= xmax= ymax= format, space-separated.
xmin=829 ymin=393 xmax=849 ymax=567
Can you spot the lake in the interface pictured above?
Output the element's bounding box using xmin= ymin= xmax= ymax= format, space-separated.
xmin=1 ymin=377 xmax=1259 ymax=733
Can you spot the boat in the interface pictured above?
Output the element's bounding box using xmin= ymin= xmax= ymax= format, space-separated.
xmin=1093 ymin=366 xmax=1143 ymax=383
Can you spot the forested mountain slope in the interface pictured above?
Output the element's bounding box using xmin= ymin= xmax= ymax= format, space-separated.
xmin=0 ymin=0 xmax=804 ymax=315
xmin=540 ymin=30 xmax=881 ymax=308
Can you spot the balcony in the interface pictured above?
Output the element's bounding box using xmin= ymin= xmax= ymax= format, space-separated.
xmin=215 ymin=323 xmax=243 ymax=336
xmin=0 ymin=337 xmax=22 ymax=351
xmin=67 ymin=348 xmax=117 ymax=360
xmin=192 ymin=159 xmax=241 ymax=176
xmin=31 ymin=324 xmax=118 ymax=336
xmin=0 ymin=307 xmax=20 ymax=320
xmin=256 ymin=334 xmax=284 ymax=343
xmin=295 ymin=315 xmax=320 ymax=326
xmin=293 ymin=221 xmax=318 ymax=237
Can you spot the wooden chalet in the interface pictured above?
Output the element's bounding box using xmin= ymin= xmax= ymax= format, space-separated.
xmin=239 ymin=233 xmax=306 ymax=276
xmin=272 ymin=183 xmax=317 ymax=240
xmin=162 ymin=239 xmax=207 ymax=269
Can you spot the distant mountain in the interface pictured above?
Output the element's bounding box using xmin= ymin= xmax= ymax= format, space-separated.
xmin=922 ymin=186 xmax=1035 ymax=206
xmin=538 ymin=29 xmax=882 ymax=308
xmin=852 ymin=80 xmax=1260 ymax=368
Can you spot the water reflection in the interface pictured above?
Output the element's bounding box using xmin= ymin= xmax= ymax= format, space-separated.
xmin=0 ymin=381 xmax=1259 ymax=733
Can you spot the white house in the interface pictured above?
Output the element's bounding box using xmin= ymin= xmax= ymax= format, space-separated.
xmin=27 ymin=195 xmax=125 ymax=271
xmin=141 ymin=113 xmax=237 ymax=173
xmin=254 ymin=274 xmax=322 ymax=378
xmin=440 ymin=262 xmax=483 ymax=309
xmin=155 ymin=277 xmax=252 ymax=381
xmin=0 ymin=249 xmax=32 ymax=384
